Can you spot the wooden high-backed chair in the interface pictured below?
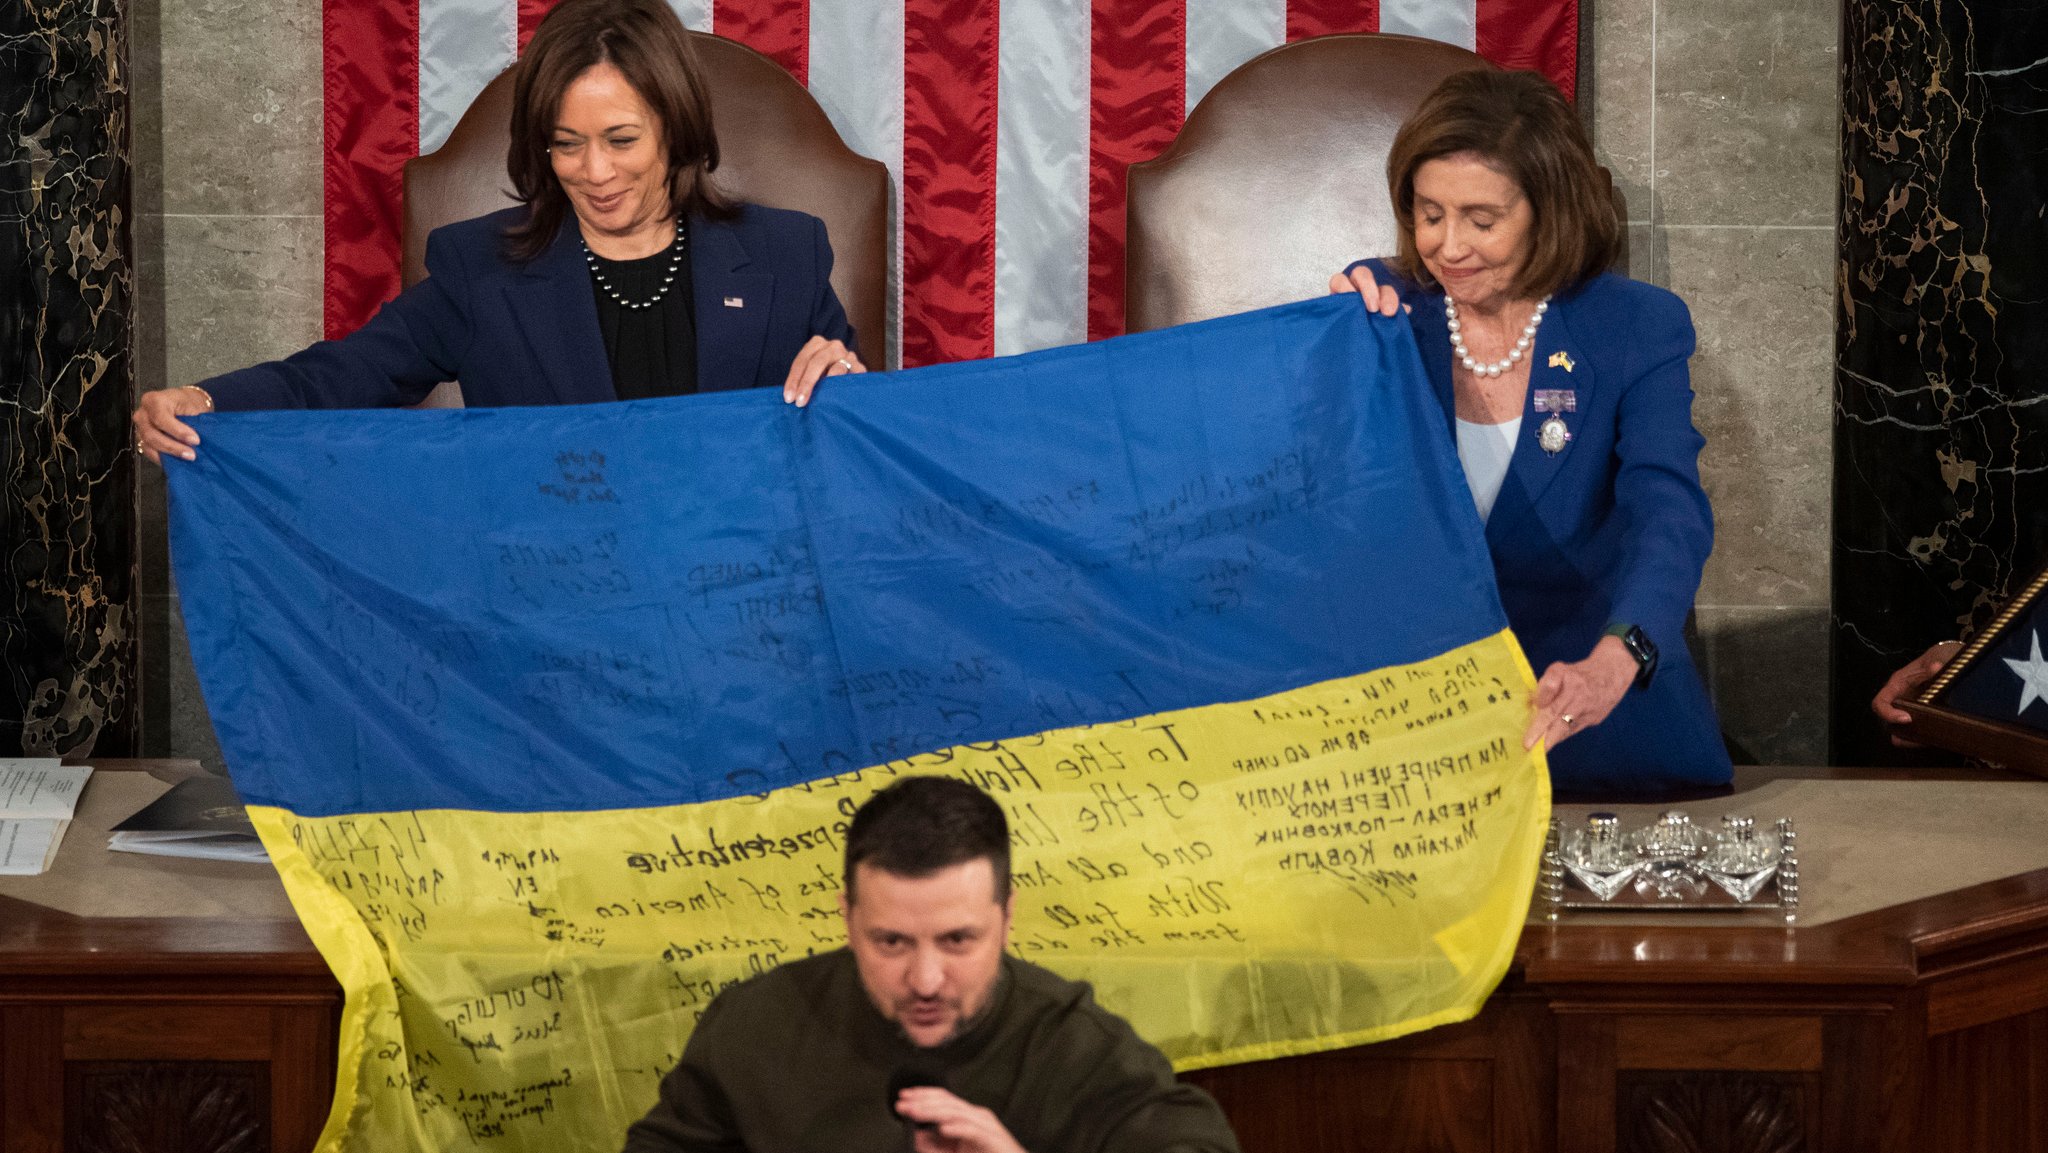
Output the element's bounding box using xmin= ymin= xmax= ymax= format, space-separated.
xmin=400 ymin=33 xmax=891 ymax=405
xmin=1125 ymin=35 xmax=1623 ymax=333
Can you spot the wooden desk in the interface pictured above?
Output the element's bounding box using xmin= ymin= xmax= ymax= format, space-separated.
xmin=6 ymin=763 xmax=2045 ymax=1153
xmin=1187 ymin=764 xmax=2048 ymax=1153
xmin=0 ymin=761 xmax=339 ymax=1153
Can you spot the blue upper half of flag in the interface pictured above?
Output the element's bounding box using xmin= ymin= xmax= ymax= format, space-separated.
xmin=168 ymin=296 xmax=1506 ymax=815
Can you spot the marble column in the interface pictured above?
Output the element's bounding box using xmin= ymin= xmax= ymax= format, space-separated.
xmin=0 ymin=0 xmax=137 ymax=756
xmin=1835 ymin=2 xmax=2048 ymax=763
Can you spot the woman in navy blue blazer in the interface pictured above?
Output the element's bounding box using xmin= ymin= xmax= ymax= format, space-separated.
xmin=134 ymin=0 xmax=860 ymax=463
xmin=1334 ymin=69 xmax=1731 ymax=794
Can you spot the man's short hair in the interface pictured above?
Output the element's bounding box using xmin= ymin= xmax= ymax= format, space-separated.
xmin=844 ymin=777 xmax=1011 ymax=905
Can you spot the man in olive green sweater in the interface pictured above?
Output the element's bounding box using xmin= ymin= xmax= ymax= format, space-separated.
xmin=621 ymin=776 xmax=1241 ymax=1153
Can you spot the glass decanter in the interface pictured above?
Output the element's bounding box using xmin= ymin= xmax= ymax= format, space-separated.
xmin=1701 ymin=814 xmax=1784 ymax=902
xmin=1629 ymin=810 xmax=1711 ymax=900
xmin=1561 ymin=812 xmax=1641 ymax=900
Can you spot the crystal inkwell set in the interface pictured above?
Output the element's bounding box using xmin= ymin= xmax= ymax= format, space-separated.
xmin=1536 ymin=811 xmax=1800 ymax=923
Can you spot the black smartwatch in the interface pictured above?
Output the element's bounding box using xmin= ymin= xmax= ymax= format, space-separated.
xmin=1605 ymin=623 xmax=1658 ymax=690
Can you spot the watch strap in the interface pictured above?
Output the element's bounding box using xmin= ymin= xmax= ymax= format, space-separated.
xmin=1604 ymin=623 xmax=1657 ymax=690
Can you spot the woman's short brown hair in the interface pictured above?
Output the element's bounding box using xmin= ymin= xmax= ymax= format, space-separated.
xmin=1386 ymin=69 xmax=1618 ymax=298
xmin=502 ymin=0 xmax=735 ymax=263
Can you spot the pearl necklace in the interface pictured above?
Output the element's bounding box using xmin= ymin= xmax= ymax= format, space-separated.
xmin=1445 ymin=294 xmax=1551 ymax=378
xmin=582 ymin=219 xmax=686 ymax=311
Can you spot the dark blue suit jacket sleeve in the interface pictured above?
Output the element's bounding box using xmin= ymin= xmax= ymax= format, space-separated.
xmin=1605 ymin=288 xmax=1712 ymax=646
xmin=804 ymin=213 xmax=855 ymax=358
xmin=203 ymin=226 xmax=478 ymax=411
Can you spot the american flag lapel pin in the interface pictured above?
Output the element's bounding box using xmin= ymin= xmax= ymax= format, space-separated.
xmin=724 ymin=296 xmax=744 ymax=308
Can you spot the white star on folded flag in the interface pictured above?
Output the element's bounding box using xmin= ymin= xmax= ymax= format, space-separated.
xmin=2005 ymin=630 xmax=2048 ymax=716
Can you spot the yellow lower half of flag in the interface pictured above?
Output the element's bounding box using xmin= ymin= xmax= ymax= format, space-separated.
xmin=253 ymin=629 xmax=1551 ymax=1152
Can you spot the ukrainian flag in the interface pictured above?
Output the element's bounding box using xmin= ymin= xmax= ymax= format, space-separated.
xmin=169 ymin=296 xmax=1549 ymax=1152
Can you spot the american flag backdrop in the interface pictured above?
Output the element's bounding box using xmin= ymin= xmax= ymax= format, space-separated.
xmin=323 ymin=0 xmax=1578 ymax=367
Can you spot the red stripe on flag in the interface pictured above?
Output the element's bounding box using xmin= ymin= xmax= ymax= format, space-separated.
xmin=901 ymin=0 xmax=999 ymax=366
xmin=1477 ymin=0 xmax=1579 ymax=97
xmin=715 ymin=0 xmax=810 ymax=86
xmin=517 ymin=0 xmax=560 ymax=52
xmin=1286 ymin=0 xmax=1379 ymax=41
xmin=1087 ymin=0 xmax=1184 ymax=343
xmin=322 ymin=0 xmax=419 ymax=339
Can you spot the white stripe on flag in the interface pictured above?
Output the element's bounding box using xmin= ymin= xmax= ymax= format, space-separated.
xmin=1381 ymin=0 xmax=1476 ymax=50
xmin=418 ymin=0 xmax=517 ymax=154
xmin=994 ymin=0 xmax=1090 ymax=357
xmin=1185 ymin=0 xmax=1284 ymax=115
xmin=809 ymin=0 xmax=906 ymax=368
xmin=669 ymin=0 xmax=713 ymax=31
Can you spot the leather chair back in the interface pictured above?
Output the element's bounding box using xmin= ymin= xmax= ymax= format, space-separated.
xmin=1126 ymin=34 xmax=1624 ymax=333
xmin=402 ymin=32 xmax=891 ymax=393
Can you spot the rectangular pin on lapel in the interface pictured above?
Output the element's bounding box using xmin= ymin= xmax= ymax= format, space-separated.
xmin=723 ymin=296 xmax=744 ymax=308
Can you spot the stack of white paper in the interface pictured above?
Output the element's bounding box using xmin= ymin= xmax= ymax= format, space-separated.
xmin=0 ymin=760 xmax=94 ymax=876
xmin=107 ymin=832 xmax=269 ymax=863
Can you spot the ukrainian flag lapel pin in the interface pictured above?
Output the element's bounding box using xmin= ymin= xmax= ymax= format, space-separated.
xmin=1548 ymin=350 xmax=1575 ymax=372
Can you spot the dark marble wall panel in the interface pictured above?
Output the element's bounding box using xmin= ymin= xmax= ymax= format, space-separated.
xmin=1835 ymin=1 xmax=2048 ymax=763
xmin=0 ymin=0 xmax=136 ymax=756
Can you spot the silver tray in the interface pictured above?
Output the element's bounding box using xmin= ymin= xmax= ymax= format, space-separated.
xmin=1535 ymin=813 xmax=1800 ymax=924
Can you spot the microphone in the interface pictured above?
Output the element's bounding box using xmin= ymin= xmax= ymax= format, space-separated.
xmin=887 ymin=1066 xmax=946 ymax=1134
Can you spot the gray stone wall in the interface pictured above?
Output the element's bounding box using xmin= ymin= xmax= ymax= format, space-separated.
xmin=1588 ymin=0 xmax=1839 ymax=764
xmin=133 ymin=0 xmax=324 ymax=769
xmin=131 ymin=0 xmax=1844 ymax=769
